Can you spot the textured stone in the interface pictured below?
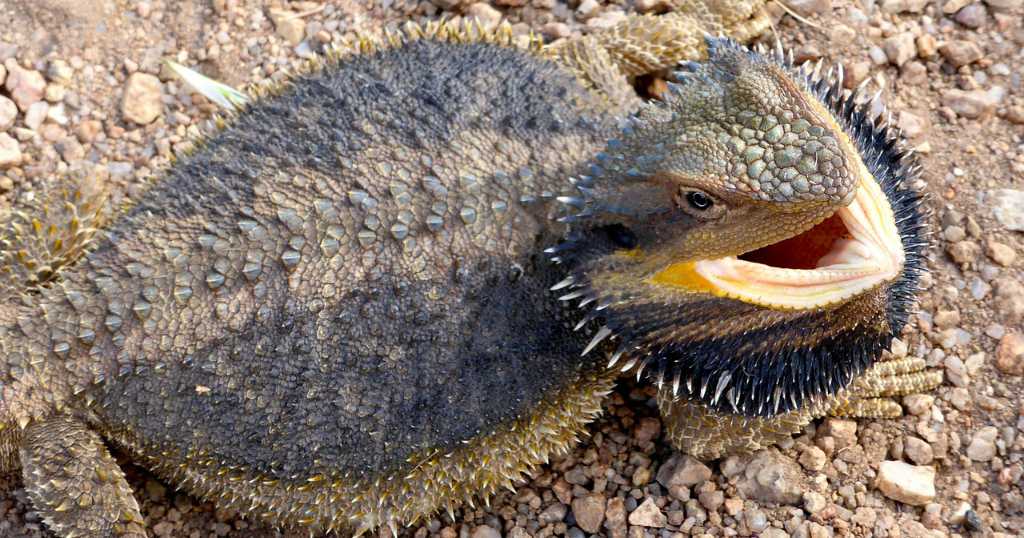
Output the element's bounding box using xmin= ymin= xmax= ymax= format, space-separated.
xmin=121 ymin=73 xmax=163 ymax=124
xmin=737 ymin=450 xmax=806 ymax=505
xmin=966 ymin=427 xmax=999 ymax=461
xmin=820 ymin=418 xmax=857 ymax=449
xmin=270 ymin=9 xmax=306 ymax=45
xmin=986 ymin=240 xmax=1017 ymax=266
xmin=883 ymin=33 xmax=917 ymax=66
xmin=876 ymin=461 xmax=936 ymax=505
xmin=938 ymin=40 xmax=983 ymax=67
xmin=994 ymin=278 xmax=1024 ymax=321
xmin=786 ymin=0 xmax=832 ymax=16
xmin=471 ymin=525 xmax=500 ymax=538
xmin=0 ymin=132 xmax=21 ymax=168
xmin=799 ymin=445 xmax=827 ymax=471
xmin=0 ymin=95 xmax=16 ymax=132
xmin=904 ymin=436 xmax=934 ymax=465
xmin=657 ymin=454 xmax=712 ymax=488
xmin=803 ymin=491 xmax=827 ymax=513
xmin=628 ymin=498 xmax=666 ymax=527
xmin=4 ymin=64 xmax=45 ymax=111
xmin=990 ymin=190 xmax=1024 ymax=231
xmin=942 ymin=88 xmax=1002 ymax=119
xmin=996 ymin=333 xmax=1024 ymax=375
xmin=954 ymin=3 xmax=987 ymax=27
xmin=466 ymin=3 xmax=503 ymax=30
xmin=571 ymin=494 xmax=605 ymax=534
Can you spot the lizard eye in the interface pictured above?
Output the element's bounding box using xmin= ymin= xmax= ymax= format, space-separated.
xmin=676 ymin=189 xmax=723 ymax=220
xmin=685 ymin=191 xmax=713 ymax=211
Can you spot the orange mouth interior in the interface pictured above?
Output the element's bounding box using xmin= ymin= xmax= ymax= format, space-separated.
xmin=739 ymin=213 xmax=853 ymax=270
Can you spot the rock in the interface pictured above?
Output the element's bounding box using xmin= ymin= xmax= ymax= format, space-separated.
xmin=820 ymin=418 xmax=857 ymax=449
xmin=0 ymin=132 xmax=21 ymax=168
xmin=986 ymin=240 xmax=1016 ymax=266
xmin=540 ymin=22 xmax=571 ymax=40
xmin=737 ymin=450 xmax=806 ymax=505
xmin=803 ymin=491 xmax=827 ymax=514
xmin=916 ymin=34 xmax=937 ymax=58
xmin=656 ymin=454 xmax=712 ymax=488
xmin=954 ymin=3 xmax=987 ymax=27
xmin=538 ymin=502 xmax=567 ymax=525
xmin=121 ymin=73 xmax=163 ymax=125
xmin=744 ymin=508 xmax=768 ymax=532
xmin=843 ymin=61 xmax=871 ymax=89
xmin=943 ymin=0 xmax=973 ymax=13
xmin=898 ymin=110 xmax=927 ymax=139
xmin=942 ymin=88 xmax=1002 ymax=119
xmin=471 ymin=526 xmax=500 ymax=538
xmin=966 ymin=426 xmax=998 ymax=461
xmin=880 ymin=0 xmax=929 ymax=12
xmin=876 ymin=461 xmax=936 ymax=505
xmin=586 ymin=9 xmax=627 ymax=30
xmin=944 ymin=354 xmax=970 ymax=385
xmin=633 ymin=417 xmax=661 ymax=443
xmin=950 ymin=501 xmax=973 ymax=524
xmin=799 ymin=445 xmax=827 ymax=471
xmin=23 ymin=101 xmax=47 ymax=131
xmin=984 ymin=0 xmax=1021 ymax=8
xmin=933 ymin=309 xmax=960 ymax=328
xmin=786 ymin=0 xmax=832 ymax=16
xmin=994 ymin=278 xmax=1024 ymax=321
xmin=904 ymin=436 xmax=934 ymax=465
xmin=698 ymin=489 xmax=724 ymax=512
xmin=628 ymin=498 xmax=666 ymax=527
xmin=576 ymin=0 xmax=601 ymax=19
xmin=996 ymin=333 xmax=1024 ymax=375
xmin=270 ymin=9 xmax=306 ymax=45
xmin=3 ymin=64 xmax=45 ymax=111
xmin=604 ymin=497 xmax=626 ymax=532
xmin=571 ymin=494 xmax=605 ymax=533
xmin=46 ymin=59 xmax=73 ymax=84
xmin=903 ymin=394 xmax=934 ymax=416
xmin=947 ymin=240 xmax=982 ymax=264
xmin=883 ymin=33 xmax=917 ymax=66
xmin=0 ymin=95 xmax=16 ymax=131
xmin=990 ymin=189 xmax=1024 ymax=231
xmin=466 ymin=3 xmax=502 ymax=30
xmin=938 ymin=40 xmax=983 ymax=67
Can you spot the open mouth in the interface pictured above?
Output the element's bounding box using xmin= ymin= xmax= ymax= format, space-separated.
xmin=674 ymin=171 xmax=906 ymax=310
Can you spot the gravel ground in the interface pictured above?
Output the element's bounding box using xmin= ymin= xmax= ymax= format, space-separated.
xmin=0 ymin=0 xmax=1022 ymax=537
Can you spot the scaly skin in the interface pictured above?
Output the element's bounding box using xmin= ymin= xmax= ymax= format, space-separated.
xmin=0 ymin=3 xmax=939 ymax=537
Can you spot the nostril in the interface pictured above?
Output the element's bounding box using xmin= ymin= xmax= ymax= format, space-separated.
xmin=604 ymin=224 xmax=638 ymax=249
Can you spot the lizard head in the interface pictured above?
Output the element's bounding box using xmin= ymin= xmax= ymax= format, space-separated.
xmin=552 ymin=38 xmax=927 ymax=417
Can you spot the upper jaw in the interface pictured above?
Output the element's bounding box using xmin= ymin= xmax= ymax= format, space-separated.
xmin=692 ymin=164 xmax=905 ymax=310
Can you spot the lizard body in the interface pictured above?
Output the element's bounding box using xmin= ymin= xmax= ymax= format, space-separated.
xmin=0 ymin=4 xmax=940 ymax=536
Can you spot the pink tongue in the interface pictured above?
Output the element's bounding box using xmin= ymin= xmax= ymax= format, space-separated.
xmin=817 ymin=238 xmax=873 ymax=268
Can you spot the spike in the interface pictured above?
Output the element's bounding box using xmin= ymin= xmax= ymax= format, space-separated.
xmin=607 ymin=347 xmax=626 ymax=368
xmin=550 ymin=276 xmax=575 ymax=291
xmin=581 ymin=326 xmax=612 ymax=356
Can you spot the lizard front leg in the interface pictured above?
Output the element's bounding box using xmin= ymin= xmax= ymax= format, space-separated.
xmin=656 ymin=356 xmax=943 ymax=460
xmin=20 ymin=416 xmax=147 ymax=538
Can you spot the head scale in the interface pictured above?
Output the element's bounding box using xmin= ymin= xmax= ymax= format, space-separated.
xmin=552 ymin=37 xmax=928 ymax=417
